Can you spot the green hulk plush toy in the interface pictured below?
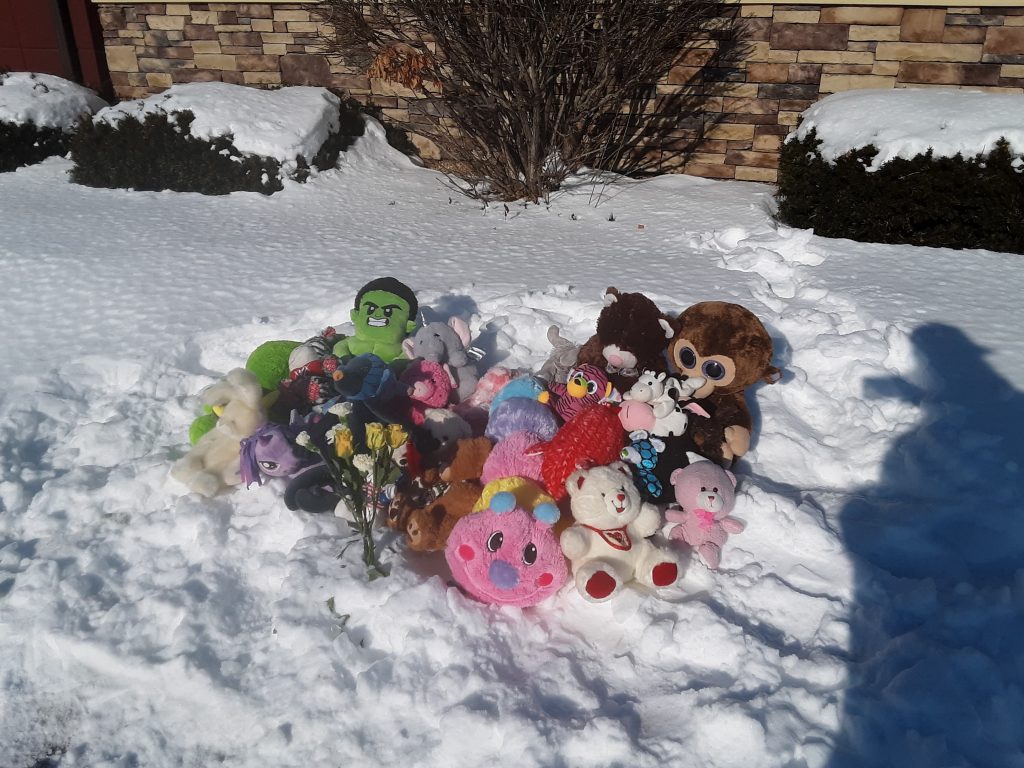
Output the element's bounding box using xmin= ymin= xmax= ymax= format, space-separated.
xmin=332 ymin=277 xmax=418 ymax=363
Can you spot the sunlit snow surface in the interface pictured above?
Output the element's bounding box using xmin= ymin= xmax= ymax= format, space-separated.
xmin=1 ymin=121 xmax=1022 ymax=768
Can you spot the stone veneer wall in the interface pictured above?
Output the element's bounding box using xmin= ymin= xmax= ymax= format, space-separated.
xmin=98 ymin=3 xmax=1024 ymax=179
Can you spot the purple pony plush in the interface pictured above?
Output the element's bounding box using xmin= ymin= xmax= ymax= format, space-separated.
xmin=485 ymin=398 xmax=560 ymax=443
xmin=239 ymin=422 xmax=315 ymax=488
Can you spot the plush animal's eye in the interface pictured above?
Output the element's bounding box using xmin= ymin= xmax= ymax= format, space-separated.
xmin=712 ymin=487 xmax=719 ymax=493
xmin=383 ymin=306 xmax=394 ymax=317
xmin=433 ymin=333 xmax=441 ymax=338
xmin=701 ymin=486 xmax=707 ymax=492
xmin=587 ymin=381 xmax=598 ymax=394
xmin=702 ymin=360 xmax=726 ymax=380
xmin=364 ymin=302 xmax=378 ymax=314
xmin=523 ymin=543 xmax=538 ymax=565
xmin=487 ymin=531 xmax=504 ymax=552
xmin=259 ymin=461 xmax=278 ymax=470
xmin=678 ymin=346 xmax=697 ymax=369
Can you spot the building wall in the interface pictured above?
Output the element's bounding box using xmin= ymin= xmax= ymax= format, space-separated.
xmin=690 ymin=3 xmax=1024 ymax=181
xmin=95 ymin=2 xmax=1024 ymax=179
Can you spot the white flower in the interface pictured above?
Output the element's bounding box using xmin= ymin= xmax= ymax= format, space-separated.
xmin=329 ymin=401 xmax=353 ymax=418
xmin=352 ymin=454 xmax=373 ymax=474
xmin=295 ymin=431 xmax=311 ymax=447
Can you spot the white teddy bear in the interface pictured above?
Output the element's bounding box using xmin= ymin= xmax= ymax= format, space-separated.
xmin=170 ymin=368 xmax=267 ymax=497
xmin=560 ymin=461 xmax=679 ymax=602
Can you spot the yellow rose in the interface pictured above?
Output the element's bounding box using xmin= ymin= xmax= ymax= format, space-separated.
xmin=334 ymin=428 xmax=354 ymax=459
xmin=365 ymin=423 xmax=386 ymax=451
xmin=386 ymin=424 xmax=408 ymax=449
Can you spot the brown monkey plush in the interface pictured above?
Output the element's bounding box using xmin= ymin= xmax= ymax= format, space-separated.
xmin=404 ymin=437 xmax=492 ymax=552
xmin=666 ymin=302 xmax=780 ymax=465
xmin=577 ymin=287 xmax=675 ymax=393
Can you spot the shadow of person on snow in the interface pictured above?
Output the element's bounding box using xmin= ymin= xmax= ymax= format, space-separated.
xmin=828 ymin=323 xmax=1024 ymax=767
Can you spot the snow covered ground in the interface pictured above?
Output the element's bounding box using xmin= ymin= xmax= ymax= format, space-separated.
xmin=1 ymin=120 xmax=1022 ymax=768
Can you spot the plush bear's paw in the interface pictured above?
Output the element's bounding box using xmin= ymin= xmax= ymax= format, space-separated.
xmin=699 ymin=543 xmax=722 ymax=570
xmin=650 ymin=561 xmax=679 ymax=588
xmin=576 ymin=563 xmax=621 ymax=602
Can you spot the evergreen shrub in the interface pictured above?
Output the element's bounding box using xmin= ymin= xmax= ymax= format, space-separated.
xmin=0 ymin=120 xmax=70 ymax=173
xmin=776 ymin=129 xmax=1024 ymax=254
xmin=70 ymin=100 xmax=365 ymax=195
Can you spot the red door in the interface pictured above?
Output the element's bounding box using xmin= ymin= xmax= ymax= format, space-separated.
xmin=0 ymin=0 xmax=110 ymax=96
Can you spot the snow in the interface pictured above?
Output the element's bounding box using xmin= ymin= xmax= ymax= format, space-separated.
xmin=1 ymin=118 xmax=1023 ymax=768
xmin=95 ymin=82 xmax=341 ymax=165
xmin=0 ymin=72 xmax=107 ymax=130
xmin=791 ymin=88 xmax=1024 ymax=169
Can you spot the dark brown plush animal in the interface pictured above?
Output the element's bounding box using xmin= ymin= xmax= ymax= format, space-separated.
xmin=404 ymin=436 xmax=492 ymax=552
xmin=666 ymin=301 xmax=780 ymax=465
xmin=577 ymin=287 xmax=674 ymax=393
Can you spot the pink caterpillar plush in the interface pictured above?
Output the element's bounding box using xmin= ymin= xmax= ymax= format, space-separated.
xmin=445 ymin=491 xmax=567 ymax=607
xmin=665 ymin=453 xmax=744 ymax=570
xmin=480 ymin=430 xmax=545 ymax=485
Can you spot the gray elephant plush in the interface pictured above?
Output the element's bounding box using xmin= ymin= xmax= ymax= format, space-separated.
xmin=537 ymin=325 xmax=580 ymax=384
xmin=402 ymin=317 xmax=479 ymax=401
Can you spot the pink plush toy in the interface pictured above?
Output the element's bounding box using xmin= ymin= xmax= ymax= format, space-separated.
xmin=453 ymin=365 xmax=517 ymax=435
xmin=665 ymin=453 xmax=744 ymax=570
xmin=400 ymin=359 xmax=456 ymax=425
xmin=480 ymin=430 xmax=545 ymax=485
xmin=445 ymin=491 xmax=568 ymax=607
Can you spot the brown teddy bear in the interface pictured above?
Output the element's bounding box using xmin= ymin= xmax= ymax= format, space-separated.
xmin=665 ymin=301 xmax=780 ymax=465
xmin=404 ymin=436 xmax=492 ymax=552
xmin=577 ymin=287 xmax=675 ymax=393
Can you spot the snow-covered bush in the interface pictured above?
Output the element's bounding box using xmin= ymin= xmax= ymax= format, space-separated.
xmin=0 ymin=72 xmax=107 ymax=173
xmin=776 ymin=89 xmax=1024 ymax=254
xmin=69 ymin=83 xmax=364 ymax=195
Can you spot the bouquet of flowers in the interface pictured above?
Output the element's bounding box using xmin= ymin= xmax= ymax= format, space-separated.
xmin=297 ymin=405 xmax=407 ymax=578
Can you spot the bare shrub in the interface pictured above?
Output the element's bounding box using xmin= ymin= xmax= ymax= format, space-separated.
xmin=310 ymin=0 xmax=746 ymax=201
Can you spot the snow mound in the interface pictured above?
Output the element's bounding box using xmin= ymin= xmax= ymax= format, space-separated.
xmin=791 ymin=88 xmax=1024 ymax=170
xmin=0 ymin=72 xmax=107 ymax=130
xmin=95 ymin=82 xmax=342 ymax=165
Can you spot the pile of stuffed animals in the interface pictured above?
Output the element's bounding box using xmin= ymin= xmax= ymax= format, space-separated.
xmin=171 ymin=277 xmax=780 ymax=607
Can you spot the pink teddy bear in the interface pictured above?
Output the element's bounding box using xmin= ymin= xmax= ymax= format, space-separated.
xmin=665 ymin=453 xmax=744 ymax=570
xmin=400 ymin=359 xmax=456 ymax=425
xmin=445 ymin=491 xmax=568 ymax=607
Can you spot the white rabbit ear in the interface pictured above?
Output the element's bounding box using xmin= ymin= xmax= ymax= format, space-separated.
xmin=448 ymin=317 xmax=471 ymax=347
xmin=686 ymin=451 xmax=709 ymax=464
xmin=443 ymin=364 xmax=457 ymax=388
xmin=402 ymin=337 xmax=416 ymax=359
xmin=603 ymin=291 xmax=618 ymax=306
xmin=659 ymin=318 xmax=674 ymax=339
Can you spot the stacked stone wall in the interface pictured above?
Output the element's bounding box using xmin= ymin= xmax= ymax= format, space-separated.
xmin=97 ymin=3 xmax=1024 ymax=178
xmin=687 ymin=4 xmax=1024 ymax=181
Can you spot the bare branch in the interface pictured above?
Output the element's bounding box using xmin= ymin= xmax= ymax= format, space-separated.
xmin=309 ymin=0 xmax=748 ymax=201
